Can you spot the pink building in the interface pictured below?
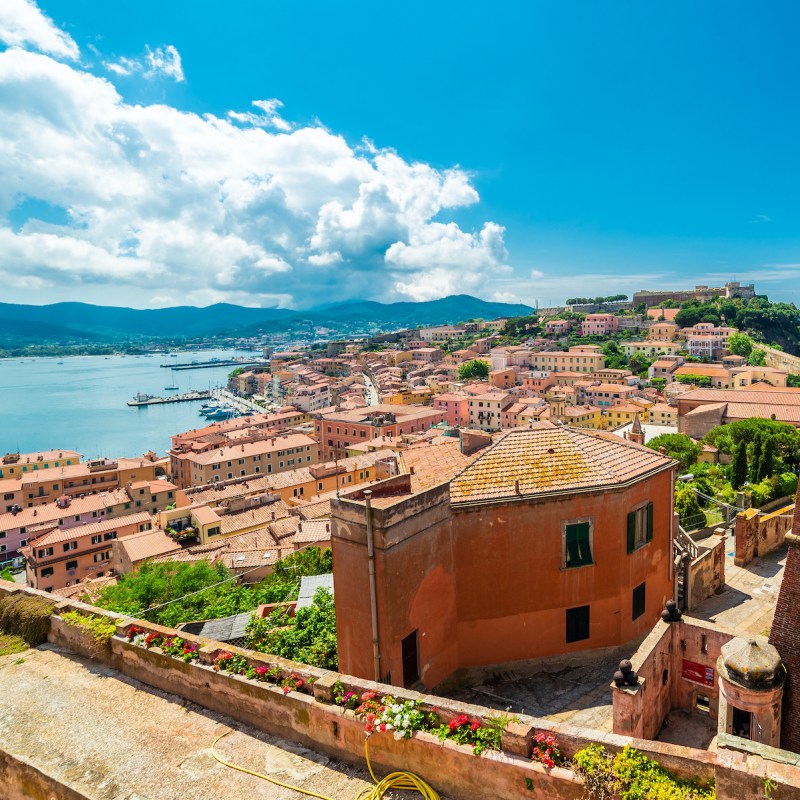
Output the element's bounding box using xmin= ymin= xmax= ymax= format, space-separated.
xmin=580 ymin=314 xmax=620 ymax=337
xmin=432 ymin=393 xmax=470 ymax=427
xmin=544 ymin=319 xmax=572 ymax=335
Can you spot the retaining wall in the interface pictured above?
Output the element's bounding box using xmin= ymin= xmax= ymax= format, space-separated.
xmin=1 ymin=580 xmax=800 ymax=798
xmin=735 ymin=504 xmax=794 ymax=567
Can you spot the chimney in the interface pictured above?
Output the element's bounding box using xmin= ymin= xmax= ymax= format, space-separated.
xmin=769 ymin=506 xmax=800 ymax=754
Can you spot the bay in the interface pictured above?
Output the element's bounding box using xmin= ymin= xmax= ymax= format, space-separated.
xmin=0 ymin=349 xmax=261 ymax=458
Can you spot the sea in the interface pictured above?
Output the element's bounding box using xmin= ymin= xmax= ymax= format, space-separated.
xmin=0 ymin=349 xmax=263 ymax=459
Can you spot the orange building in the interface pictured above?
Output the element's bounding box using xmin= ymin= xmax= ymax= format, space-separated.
xmin=332 ymin=424 xmax=677 ymax=690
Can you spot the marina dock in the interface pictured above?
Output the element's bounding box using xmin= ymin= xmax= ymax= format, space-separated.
xmin=162 ymin=359 xmax=269 ymax=371
xmin=127 ymin=390 xmax=211 ymax=407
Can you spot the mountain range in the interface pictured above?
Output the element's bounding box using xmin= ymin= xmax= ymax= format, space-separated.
xmin=0 ymin=295 xmax=533 ymax=345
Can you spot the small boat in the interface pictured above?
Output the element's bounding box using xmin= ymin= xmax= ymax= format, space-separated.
xmin=164 ymin=385 xmax=179 ymax=391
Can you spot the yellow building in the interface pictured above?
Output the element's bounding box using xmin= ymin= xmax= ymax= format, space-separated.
xmin=528 ymin=345 xmax=605 ymax=374
xmin=382 ymin=387 xmax=433 ymax=405
xmin=622 ymin=341 xmax=682 ymax=359
xmin=0 ymin=450 xmax=80 ymax=480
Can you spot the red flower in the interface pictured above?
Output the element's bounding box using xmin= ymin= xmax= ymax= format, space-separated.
xmin=296 ymin=679 xmax=304 ymax=688
xmin=282 ymin=686 xmax=290 ymax=694
xmin=458 ymin=714 xmax=468 ymax=726
xmin=379 ymin=723 xmax=386 ymax=732
xmin=470 ymin=720 xmax=480 ymax=731
xmin=361 ymin=691 xmax=376 ymax=701
xmin=365 ymin=723 xmax=373 ymax=733
xmin=448 ymin=719 xmax=459 ymax=731
xmin=366 ymin=713 xmax=375 ymax=723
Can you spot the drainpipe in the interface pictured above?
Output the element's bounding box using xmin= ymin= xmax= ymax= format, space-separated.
xmin=364 ymin=490 xmax=381 ymax=681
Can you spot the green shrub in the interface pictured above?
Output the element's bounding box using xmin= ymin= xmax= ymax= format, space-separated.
xmin=572 ymin=744 xmax=715 ymax=800
xmin=778 ymin=472 xmax=798 ymax=498
xmin=0 ymin=594 xmax=54 ymax=646
xmin=60 ymin=610 xmax=118 ymax=646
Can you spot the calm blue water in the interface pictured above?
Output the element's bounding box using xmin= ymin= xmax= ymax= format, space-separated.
xmin=0 ymin=350 xmax=260 ymax=458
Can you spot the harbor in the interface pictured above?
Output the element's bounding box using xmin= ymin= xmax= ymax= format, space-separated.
xmin=162 ymin=359 xmax=269 ymax=371
xmin=127 ymin=390 xmax=212 ymax=407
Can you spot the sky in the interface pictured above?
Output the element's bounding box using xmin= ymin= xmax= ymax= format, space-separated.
xmin=1 ymin=1 xmax=799 ymax=310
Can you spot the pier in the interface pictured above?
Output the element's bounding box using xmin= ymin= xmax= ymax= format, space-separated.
xmin=127 ymin=390 xmax=211 ymax=407
xmin=161 ymin=359 xmax=269 ymax=371
xmin=210 ymin=387 xmax=266 ymax=415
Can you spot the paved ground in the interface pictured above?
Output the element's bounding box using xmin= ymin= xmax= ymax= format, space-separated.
xmin=687 ymin=534 xmax=785 ymax=638
xmin=444 ymin=640 xmax=645 ymax=734
xmin=0 ymin=644 xmax=448 ymax=800
xmin=655 ymin=710 xmax=717 ymax=750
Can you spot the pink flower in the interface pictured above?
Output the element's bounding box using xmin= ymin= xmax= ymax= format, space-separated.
xmin=361 ymin=691 xmax=376 ymax=701
xmin=379 ymin=723 xmax=386 ymax=732
xmin=282 ymin=686 xmax=290 ymax=694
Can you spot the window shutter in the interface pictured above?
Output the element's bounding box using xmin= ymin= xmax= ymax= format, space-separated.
xmin=627 ymin=511 xmax=636 ymax=553
xmin=646 ymin=502 xmax=654 ymax=542
xmin=577 ymin=522 xmax=592 ymax=565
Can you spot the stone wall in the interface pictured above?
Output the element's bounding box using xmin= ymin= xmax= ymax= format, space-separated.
xmin=3 ymin=579 xmax=800 ymax=799
xmin=735 ymin=504 xmax=795 ymax=567
xmin=688 ymin=536 xmax=726 ymax=610
xmin=761 ymin=345 xmax=800 ymax=375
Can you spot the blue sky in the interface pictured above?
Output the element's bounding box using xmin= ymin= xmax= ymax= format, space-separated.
xmin=1 ymin=1 xmax=799 ymax=308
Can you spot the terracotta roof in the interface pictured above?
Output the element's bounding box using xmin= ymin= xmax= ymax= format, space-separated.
xmin=674 ymin=365 xmax=730 ymax=379
xmin=295 ymin=499 xmax=332 ymax=519
xmin=53 ymin=575 xmax=117 ymax=601
xmin=401 ymin=438 xmax=478 ymax=493
xmin=449 ymin=423 xmax=675 ymax=504
xmin=269 ymin=516 xmax=301 ymax=540
xmin=28 ymin=511 xmax=152 ymax=547
xmin=294 ymin=519 xmax=332 ymax=545
xmin=184 ymin=434 xmax=317 ymax=466
xmin=0 ymin=489 xmax=129 ymax=531
xmin=117 ymin=529 xmax=181 ymax=563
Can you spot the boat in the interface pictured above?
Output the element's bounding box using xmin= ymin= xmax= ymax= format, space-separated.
xmin=164 ymin=385 xmax=179 ymax=391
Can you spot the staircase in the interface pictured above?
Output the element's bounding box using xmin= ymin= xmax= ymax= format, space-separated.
xmin=674 ymin=525 xmax=699 ymax=610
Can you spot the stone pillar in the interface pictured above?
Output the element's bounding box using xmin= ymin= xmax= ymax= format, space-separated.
xmin=716 ymin=637 xmax=785 ymax=748
xmin=769 ymin=528 xmax=800 ymax=754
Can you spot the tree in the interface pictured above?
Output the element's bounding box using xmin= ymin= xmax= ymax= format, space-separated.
xmin=458 ymin=359 xmax=489 ymax=380
xmin=675 ymin=485 xmax=702 ymax=524
xmin=731 ymin=440 xmax=748 ymax=489
xmin=756 ymin=438 xmax=775 ymax=483
xmin=726 ymin=333 xmax=753 ymax=358
xmin=748 ymin=349 xmax=767 ymax=366
xmin=646 ymin=434 xmax=701 ymax=472
xmin=750 ymin=436 xmax=763 ymax=482
xmin=246 ymin=589 xmax=338 ymax=670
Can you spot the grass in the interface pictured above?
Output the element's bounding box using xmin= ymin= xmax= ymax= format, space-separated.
xmin=0 ymin=632 xmax=29 ymax=657
xmin=0 ymin=594 xmax=54 ymax=647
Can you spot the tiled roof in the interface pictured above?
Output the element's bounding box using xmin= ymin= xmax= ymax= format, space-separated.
xmin=0 ymin=489 xmax=129 ymax=531
xmin=53 ymin=575 xmax=117 ymax=601
xmin=401 ymin=438 xmax=478 ymax=494
xmin=28 ymin=512 xmax=152 ymax=547
xmin=184 ymin=434 xmax=316 ymax=466
xmin=269 ymin=516 xmax=301 ymax=540
xmin=449 ymin=423 xmax=675 ymax=504
xmin=118 ymin=529 xmax=181 ymax=563
xmin=296 ymin=499 xmax=332 ymax=520
xmin=294 ymin=519 xmax=332 ymax=545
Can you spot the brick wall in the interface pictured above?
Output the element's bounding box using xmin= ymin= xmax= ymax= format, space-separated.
xmin=769 ymin=527 xmax=800 ymax=755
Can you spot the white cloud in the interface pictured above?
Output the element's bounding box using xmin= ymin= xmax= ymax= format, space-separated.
xmin=0 ymin=35 xmax=508 ymax=308
xmin=228 ymin=98 xmax=291 ymax=132
xmin=104 ymin=44 xmax=185 ymax=82
xmin=0 ymin=0 xmax=79 ymax=60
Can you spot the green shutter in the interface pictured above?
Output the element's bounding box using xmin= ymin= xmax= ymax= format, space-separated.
xmin=646 ymin=502 xmax=654 ymax=542
xmin=576 ymin=522 xmax=592 ymax=565
xmin=627 ymin=511 xmax=636 ymax=553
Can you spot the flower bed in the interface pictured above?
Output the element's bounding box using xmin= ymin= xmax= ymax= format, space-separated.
xmin=126 ymin=625 xmax=199 ymax=663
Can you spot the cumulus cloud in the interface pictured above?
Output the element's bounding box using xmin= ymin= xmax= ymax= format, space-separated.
xmin=104 ymin=44 xmax=185 ymax=82
xmin=228 ymin=98 xmax=292 ymax=132
xmin=0 ymin=8 xmax=509 ymax=308
xmin=0 ymin=0 xmax=79 ymax=60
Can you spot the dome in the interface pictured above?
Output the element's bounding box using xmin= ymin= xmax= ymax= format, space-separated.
xmin=719 ymin=637 xmax=785 ymax=688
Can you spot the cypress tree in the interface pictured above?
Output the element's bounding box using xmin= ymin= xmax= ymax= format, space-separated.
xmin=732 ymin=440 xmax=748 ymax=489
xmin=757 ymin=438 xmax=775 ymax=483
xmin=750 ymin=436 xmax=763 ymax=482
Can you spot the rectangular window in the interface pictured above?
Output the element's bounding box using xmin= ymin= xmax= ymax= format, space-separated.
xmin=564 ymin=522 xmax=592 ymax=568
xmin=104 ymin=532 xmax=117 ymax=541
xmin=93 ymin=551 xmax=109 ymax=563
xmin=627 ymin=502 xmax=654 ymax=553
xmin=632 ymin=582 xmax=646 ymax=621
xmin=66 ymin=560 xmax=78 ymax=571
xmin=38 ymin=547 xmax=54 ymax=558
xmin=91 ymin=535 xmax=102 ymax=545
xmin=63 ymin=541 xmax=77 ymax=552
xmin=566 ymin=605 xmax=590 ymax=643
xmin=41 ymin=567 xmax=54 ymax=578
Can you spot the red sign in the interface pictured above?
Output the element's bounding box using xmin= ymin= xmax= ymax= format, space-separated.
xmin=682 ymin=659 xmax=715 ymax=687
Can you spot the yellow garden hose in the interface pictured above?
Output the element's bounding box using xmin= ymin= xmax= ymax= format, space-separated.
xmin=211 ymin=728 xmax=441 ymax=800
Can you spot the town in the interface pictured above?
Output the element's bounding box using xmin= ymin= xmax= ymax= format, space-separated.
xmin=4 ymin=280 xmax=800 ymax=797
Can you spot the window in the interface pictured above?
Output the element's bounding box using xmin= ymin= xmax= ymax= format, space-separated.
xmin=566 ymin=605 xmax=590 ymax=643
xmin=632 ymin=582 xmax=646 ymax=620
xmin=627 ymin=502 xmax=653 ymax=552
xmin=0 ymin=544 xmax=5 ymax=553
xmin=63 ymin=541 xmax=77 ymax=552
xmin=66 ymin=560 xmax=78 ymax=571
xmin=208 ymin=526 xmax=221 ymax=537
xmin=564 ymin=521 xmax=592 ymax=568
xmin=91 ymin=535 xmax=102 ymax=545
xmin=41 ymin=567 xmax=54 ymax=578
xmin=38 ymin=547 xmax=54 ymax=558
xmin=104 ymin=532 xmax=117 ymax=541
xmin=93 ymin=551 xmax=110 ymax=563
